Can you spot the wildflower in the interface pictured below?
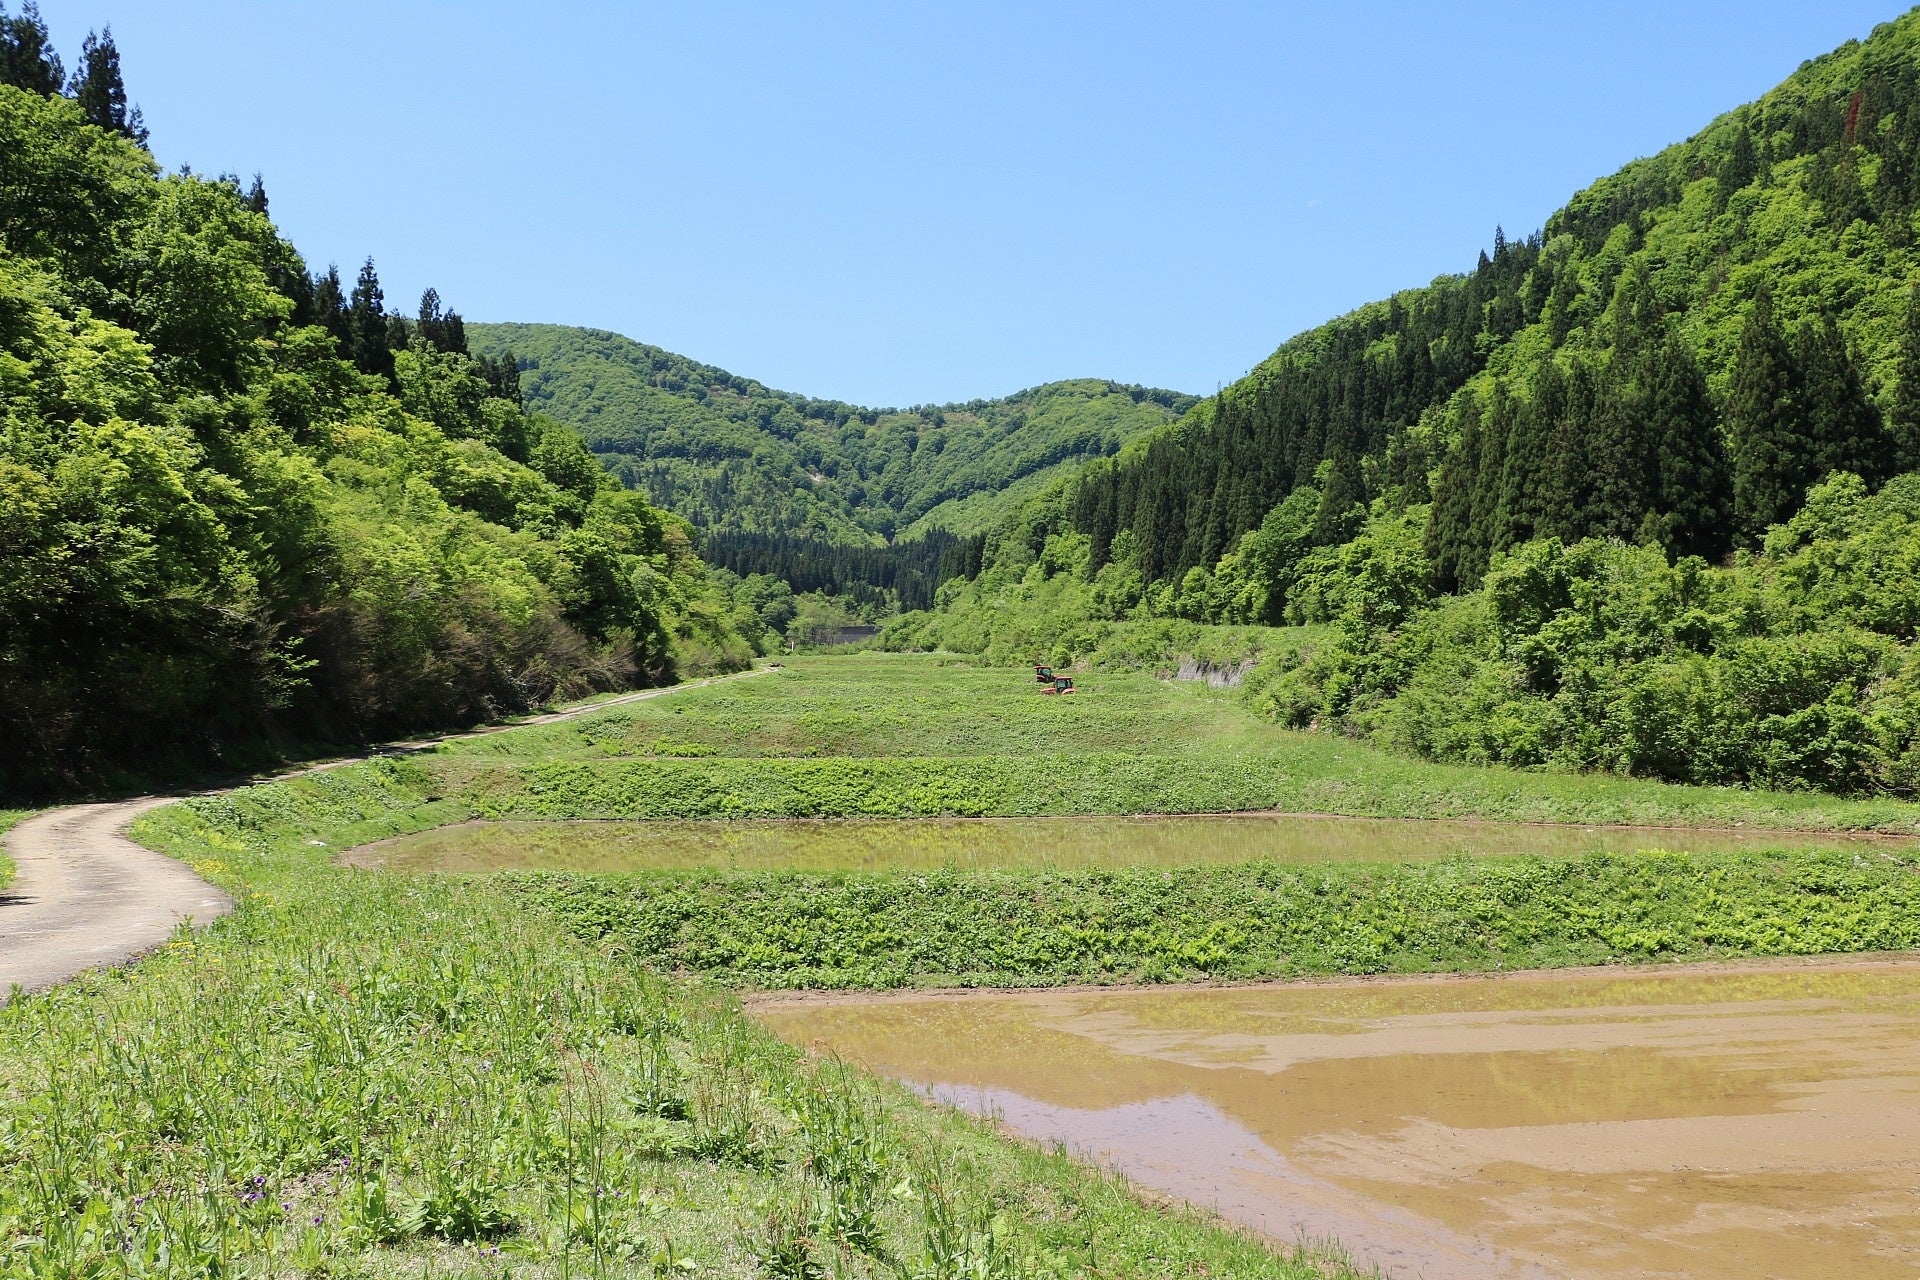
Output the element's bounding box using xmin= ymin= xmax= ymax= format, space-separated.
xmin=313 ymin=1215 xmax=324 ymax=1226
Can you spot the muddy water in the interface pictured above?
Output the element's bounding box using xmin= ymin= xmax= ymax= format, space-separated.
xmin=348 ymin=814 xmax=1917 ymax=874
xmin=755 ymin=959 xmax=1920 ymax=1280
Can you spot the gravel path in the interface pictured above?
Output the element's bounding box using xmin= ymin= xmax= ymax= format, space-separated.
xmin=0 ymin=668 xmax=770 ymax=1000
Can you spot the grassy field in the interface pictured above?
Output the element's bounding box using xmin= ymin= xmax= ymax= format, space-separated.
xmin=435 ymin=656 xmax=1920 ymax=831
xmin=522 ymin=846 xmax=1920 ymax=989
xmin=7 ymin=654 xmax=1920 ymax=1279
xmin=1 ymin=664 xmax=1376 ymax=1280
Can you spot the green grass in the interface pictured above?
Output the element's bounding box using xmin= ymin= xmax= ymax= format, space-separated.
xmin=0 ymin=674 xmax=1363 ymax=1280
xmin=0 ymin=810 xmax=27 ymax=890
xmin=435 ymin=655 xmax=1920 ymax=831
xmin=10 ymin=653 xmax=1920 ymax=1278
xmin=523 ymin=847 xmax=1920 ymax=989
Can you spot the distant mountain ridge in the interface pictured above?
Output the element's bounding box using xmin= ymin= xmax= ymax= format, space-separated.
xmin=467 ymin=322 xmax=1195 ymax=545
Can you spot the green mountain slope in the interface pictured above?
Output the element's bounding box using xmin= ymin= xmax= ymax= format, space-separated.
xmin=960 ymin=9 xmax=1920 ymax=597
xmin=900 ymin=8 xmax=1920 ymax=799
xmin=0 ymin=72 xmax=751 ymax=792
xmin=467 ymin=322 xmax=1195 ymax=544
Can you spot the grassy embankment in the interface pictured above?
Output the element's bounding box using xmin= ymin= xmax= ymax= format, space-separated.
xmin=426 ymin=655 xmax=1920 ymax=829
xmin=0 ymin=810 xmax=28 ymax=890
xmin=7 ymin=654 xmax=1920 ymax=1278
xmin=3 ymin=661 xmax=1383 ymax=1280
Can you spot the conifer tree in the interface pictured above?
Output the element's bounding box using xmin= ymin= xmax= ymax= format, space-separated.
xmin=1719 ymin=125 xmax=1758 ymax=199
xmin=1469 ymin=384 xmax=1507 ymax=553
xmin=0 ymin=1 xmax=62 ymax=94
xmin=1424 ymin=399 xmax=1484 ymax=592
xmin=1891 ymin=286 xmax=1920 ymax=474
xmin=1639 ymin=330 xmax=1730 ymax=560
xmin=67 ymin=27 xmax=145 ymax=144
xmin=1796 ymin=313 xmax=1892 ymax=484
xmin=1583 ymin=366 xmax=1648 ymax=541
xmin=1492 ymin=379 xmax=1548 ymax=547
xmin=1543 ymin=358 xmax=1598 ymax=539
xmin=243 ymin=173 xmax=269 ymax=216
xmin=1309 ymin=450 xmax=1365 ymax=547
xmin=1728 ymin=288 xmax=1812 ymax=538
xmin=479 ymin=350 xmax=524 ymax=406
xmin=416 ymin=288 xmax=469 ymax=355
xmin=311 ymin=265 xmax=352 ymax=350
xmin=1582 ymin=271 xmax=1659 ymax=542
xmin=348 ymin=258 xmax=395 ymax=383
xmin=1397 ymin=432 xmax=1430 ymax=505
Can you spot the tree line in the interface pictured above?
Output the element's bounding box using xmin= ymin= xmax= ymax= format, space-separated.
xmin=702 ymin=530 xmax=986 ymax=615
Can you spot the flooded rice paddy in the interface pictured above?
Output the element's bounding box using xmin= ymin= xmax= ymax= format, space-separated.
xmin=348 ymin=813 xmax=1918 ymax=874
xmin=755 ymin=958 xmax=1920 ymax=1280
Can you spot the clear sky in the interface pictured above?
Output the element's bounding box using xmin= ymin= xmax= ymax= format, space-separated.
xmin=30 ymin=1 xmax=1919 ymax=406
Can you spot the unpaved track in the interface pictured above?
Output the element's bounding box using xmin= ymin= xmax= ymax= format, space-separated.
xmin=0 ymin=668 xmax=769 ymax=1000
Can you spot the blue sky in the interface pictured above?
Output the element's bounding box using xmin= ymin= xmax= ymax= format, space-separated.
xmin=32 ymin=1 xmax=1918 ymax=406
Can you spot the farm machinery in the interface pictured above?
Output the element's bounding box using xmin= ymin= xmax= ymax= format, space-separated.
xmin=1033 ymin=662 xmax=1075 ymax=693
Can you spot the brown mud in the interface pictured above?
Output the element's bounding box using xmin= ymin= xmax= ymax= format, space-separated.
xmin=755 ymin=956 xmax=1920 ymax=1279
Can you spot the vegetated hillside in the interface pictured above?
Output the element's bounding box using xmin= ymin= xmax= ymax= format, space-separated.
xmin=898 ymin=10 xmax=1920 ymax=797
xmin=466 ymin=322 xmax=1196 ymax=545
xmin=0 ymin=22 xmax=755 ymax=793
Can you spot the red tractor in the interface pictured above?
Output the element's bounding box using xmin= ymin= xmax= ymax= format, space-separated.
xmin=1040 ymin=676 xmax=1076 ymax=695
xmin=1033 ymin=664 xmax=1055 ymax=683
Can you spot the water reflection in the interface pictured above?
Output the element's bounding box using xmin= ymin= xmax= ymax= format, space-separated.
xmin=755 ymin=959 xmax=1920 ymax=1280
xmin=349 ymin=813 xmax=1918 ymax=874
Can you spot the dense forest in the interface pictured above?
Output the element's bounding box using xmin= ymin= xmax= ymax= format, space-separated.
xmin=0 ymin=9 xmax=756 ymax=792
xmin=894 ymin=12 xmax=1920 ymax=797
xmin=703 ymin=529 xmax=985 ymax=616
xmin=468 ymin=323 xmax=1195 ymax=544
xmin=968 ymin=17 xmax=1920 ymax=604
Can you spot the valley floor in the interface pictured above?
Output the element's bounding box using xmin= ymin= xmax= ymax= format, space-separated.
xmin=3 ymin=655 xmax=1917 ymax=1278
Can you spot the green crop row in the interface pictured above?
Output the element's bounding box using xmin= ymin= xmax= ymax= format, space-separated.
xmin=519 ymin=847 xmax=1920 ymax=989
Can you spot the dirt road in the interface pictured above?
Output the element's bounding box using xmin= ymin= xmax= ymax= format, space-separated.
xmin=0 ymin=668 xmax=769 ymax=1000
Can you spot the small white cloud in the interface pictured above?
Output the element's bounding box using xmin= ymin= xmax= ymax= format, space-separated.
xmin=1307 ymin=198 xmax=1322 ymax=209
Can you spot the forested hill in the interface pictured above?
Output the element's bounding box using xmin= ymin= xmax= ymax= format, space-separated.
xmin=0 ymin=15 xmax=755 ymax=793
xmin=900 ymin=9 xmax=1920 ymax=799
xmin=466 ymin=322 xmax=1195 ymax=545
xmin=1004 ymin=10 xmax=1920 ymax=593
